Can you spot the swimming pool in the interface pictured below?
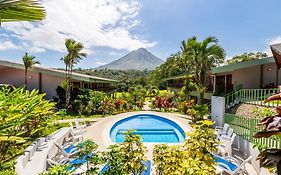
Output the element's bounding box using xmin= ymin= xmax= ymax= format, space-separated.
xmin=110 ymin=114 xmax=185 ymax=143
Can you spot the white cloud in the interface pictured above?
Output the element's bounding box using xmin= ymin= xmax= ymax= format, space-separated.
xmin=2 ymin=0 xmax=155 ymax=54
xmin=0 ymin=40 xmax=18 ymax=50
xmin=264 ymin=36 xmax=281 ymax=56
xmin=95 ymin=61 xmax=107 ymax=66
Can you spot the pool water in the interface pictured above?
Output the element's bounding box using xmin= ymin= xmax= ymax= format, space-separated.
xmin=110 ymin=114 xmax=185 ymax=143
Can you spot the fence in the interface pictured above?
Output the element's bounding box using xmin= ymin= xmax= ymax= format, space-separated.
xmin=225 ymin=113 xmax=281 ymax=149
xmin=224 ymin=88 xmax=279 ymax=111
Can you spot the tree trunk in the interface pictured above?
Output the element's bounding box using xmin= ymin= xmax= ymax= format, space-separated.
xmin=24 ymin=69 xmax=27 ymax=85
xmin=198 ymin=91 xmax=204 ymax=105
xmin=277 ymin=160 xmax=281 ymax=175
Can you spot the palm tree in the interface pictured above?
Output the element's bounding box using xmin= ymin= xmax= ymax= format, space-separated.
xmin=181 ymin=36 xmax=225 ymax=104
xmin=0 ymin=0 xmax=45 ymax=25
xmin=63 ymin=38 xmax=87 ymax=106
xmin=22 ymin=52 xmax=40 ymax=85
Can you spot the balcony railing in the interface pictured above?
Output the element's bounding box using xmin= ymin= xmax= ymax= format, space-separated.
xmin=225 ymin=88 xmax=279 ymax=110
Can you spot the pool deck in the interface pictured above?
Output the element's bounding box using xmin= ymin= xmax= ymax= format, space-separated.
xmin=83 ymin=111 xmax=259 ymax=175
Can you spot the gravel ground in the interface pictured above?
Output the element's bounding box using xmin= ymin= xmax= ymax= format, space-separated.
xmin=228 ymin=103 xmax=276 ymax=118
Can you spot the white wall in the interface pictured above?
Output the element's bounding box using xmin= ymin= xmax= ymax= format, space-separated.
xmin=211 ymin=96 xmax=225 ymax=127
xmin=232 ymin=65 xmax=261 ymax=89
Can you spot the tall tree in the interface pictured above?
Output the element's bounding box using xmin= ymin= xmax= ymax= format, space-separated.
xmin=181 ymin=36 xmax=225 ymax=104
xmin=0 ymin=0 xmax=45 ymax=25
xmin=22 ymin=52 xmax=39 ymax=85
xmin=227 ymin=52 xmax=268 ymax=64
xmin=63 ymin=38 xmax=87 ymax=107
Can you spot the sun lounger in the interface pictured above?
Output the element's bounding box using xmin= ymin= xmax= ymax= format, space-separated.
xmin=218 ymin=128 xmax=233 ymax=141
xmin=214 ymin=155 xmax=252 ymax=175
xmin=53 ymin=141 xmax=80 ymax=158
xmin=217 ymin=133 xmax=236 ymax=157
xmin=215 ymin=123 xmax=229 ymax=136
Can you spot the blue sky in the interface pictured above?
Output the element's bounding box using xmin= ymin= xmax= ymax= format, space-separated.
xmin=0 ymin=0 xmax=280 ymax=68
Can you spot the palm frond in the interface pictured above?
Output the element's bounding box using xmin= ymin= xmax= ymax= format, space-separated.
xmin=0 ymin=0 xmax=45 ymax=23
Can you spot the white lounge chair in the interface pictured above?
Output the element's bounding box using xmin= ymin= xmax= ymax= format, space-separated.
xmin=75 ymin=119 xmax=87 ymax=132
xmin=218 ymin=128 xmax=233 ymax=141
xmin=217 ymin=133 xmax=236 ymax=157
xmin=215 ymin=155 xmax=252 ymax=175
xmin=65 ymin=129 xmax=84 ymax=144
xmin=69 ymin=122 xmax=84 ymax=135
xmin=215 ymin=123 xmax=229 ymax=136
xmin=53 ymin=141 xmax=80 ymax=158
xmin=47 ymin=157 xmax=72 ymax=167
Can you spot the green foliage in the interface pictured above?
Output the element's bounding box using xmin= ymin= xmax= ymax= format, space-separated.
xmin=121 ymin=130 xmax=148 ymax=174
xmin=253 ymin=107 xmax=275 ymax=119
xmin=179 ymin=75 xmax=195 ymax=100
xmin=75 ymin=140 xmax=103 ymax=175
xmin=62 ymin=38 xmax=87 ymax=107
xmin=182 ymin=120 xmax=218 ymax=175
xmin=125 ymin=86 xmax=147 ymax=109
xmin=40 ymin=165 xmax=69 ymax=175
xmin=153 ymin=144 xmax=184 ymax=175
xmin=22 ymin=52 xmax=40 ymax=85
xmin=0 ymin=0 xmax=45 ymax=23
xmin=103 ymin=130 xmax=148 ymax=175
xmin=153 ymin=120 xmax=218 ymax=175
xmin=0 ymin=86 xmax=57 ymax=163
xmin=227 ymin=52 xmax=267 ymax=64
xmin=72 ymin=88 xmax=138 ymax=115
xmin=103 ymin=145 xmax=127 ymax=175
xmin=188 ymin=104 xmax=209 ymax=122
xmin=73 ymin=69 xmax=152 ymax=92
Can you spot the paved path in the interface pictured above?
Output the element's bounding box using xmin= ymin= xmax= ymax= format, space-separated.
xmin=142 ymin=101 xmax=151 ymax=111
xmin=54 ymin=117 xmax=103 ymax=124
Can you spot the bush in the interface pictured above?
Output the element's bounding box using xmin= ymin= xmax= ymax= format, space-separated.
xmin=153 ymin=120 xmax=218 ymax=175
xmin=0 ymin=86 xmax=57 ymax=169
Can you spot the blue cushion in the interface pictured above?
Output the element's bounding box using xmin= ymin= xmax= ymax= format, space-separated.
xmin=214 ymin=155 xmax=238 ymax=172
xmin=64 ymin=145 xmax=77 ymax=154
xmin=141 ymin=160 xmax=151 ymax=175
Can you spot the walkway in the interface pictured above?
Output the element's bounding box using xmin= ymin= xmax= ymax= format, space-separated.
xmin=142 ymin=101 xmax=152 ymax=111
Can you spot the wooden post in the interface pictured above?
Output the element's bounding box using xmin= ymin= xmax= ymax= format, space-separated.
xmin=224 ymin=74 xmax=227 ymax=92
xmin=39 ymin=72 xmax=42 ymax=93
xmin=260 ymin=65 xmax=263 ymax=88
xmin=277 ymin=67 xmax=279 ymax=86
xmin=213 ymin=75 xmax=216 ymax=94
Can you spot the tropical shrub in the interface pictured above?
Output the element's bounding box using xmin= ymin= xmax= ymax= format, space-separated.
xmin=103 ymin=144 xmax=126 ymax=175
xmin=182 ymin=120 xmax=218 ymax=175
xmin=153 ymin=144 xmax=184 ymax=175
xmin=75 ymin=140 xmax=103 ymax=174
xmin=40 ymin=165 xmax=69 ymax=175
xmin=103 ymin=130 xmax=148 ymax=175
xmin=0 ymin=86 xmax=57 ymax=171
xmin=178 ymin=100 xmax=195 ymax=114
xmin=126 ymin=86 xmax=146 ymax=109
xmin=121 ymin=130 xmax=148 ymax=174
xmin=188 ymin=104 xmax=209 ymax=122
xmin=153 ymin=120 xmax=217 ymax=175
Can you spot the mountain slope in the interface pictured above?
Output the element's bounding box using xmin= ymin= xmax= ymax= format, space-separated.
xmin=97 ymin=48 xmax=164 ymax=70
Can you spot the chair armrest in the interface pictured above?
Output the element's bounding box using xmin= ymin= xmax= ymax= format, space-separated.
xmin=224 ymin=156 xmax=240 ymax=166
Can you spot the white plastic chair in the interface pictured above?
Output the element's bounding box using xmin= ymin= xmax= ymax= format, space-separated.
xmin=218 ymin=128 xmax=233 ymax=141
xmin=217 ymin=155 xmax=252 ymax=175
xmin=53 ymin=141 xmax=79 ymax=158
xmin=217 ymin=133 xmax=236 ymax=157
xmin=74 ymin=119 xmax=87 ymax=132
xmin=215 ymin=123 xmax=229 ymax=136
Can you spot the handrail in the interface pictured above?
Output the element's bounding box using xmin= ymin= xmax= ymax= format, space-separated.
xmin=224 ymin=88 xmax=279 ymax=111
